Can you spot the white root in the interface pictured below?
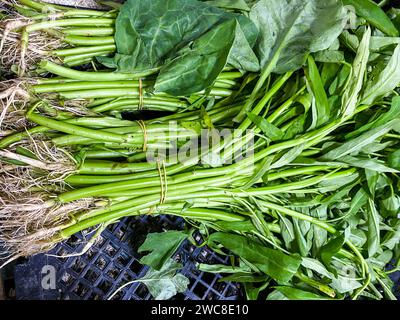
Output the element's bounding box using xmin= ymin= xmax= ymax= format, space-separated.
xmin=0 ymin=139 xmax=77 ymax=185
xmin=0 ymin=12 xmax=65 ymax=75
xmin=0 ymin=79 xmax=30 ymax=131
xmin=0 ymin=195 xmax=100 ymax=267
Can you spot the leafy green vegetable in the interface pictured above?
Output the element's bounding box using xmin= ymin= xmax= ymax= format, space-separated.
xmin=319 ymin=234 xmax=345 ymax=275
xmin=274 ymin=286 xmax=331 ymax=300
xmin=136 ymin=259 xmax=189 ymax=300
xmin=155 ymin=18 xmax=236 ymax=95
xmin=361 ymin=44 xmax=400 ymax=105
xmin=250 ymin=0 xmax=345 ymax=74
xmin=342 ymin=0 xmax=399 ymax=37
xmin=366 ymin=198 xmax=381 ymax=257
xmin=138 ymin=230 xmax=189 ymax=270
xmin=208 ymin=232 xmax=302 ymax=282
xmin=105 ymin=0 xmax=226 ymax=72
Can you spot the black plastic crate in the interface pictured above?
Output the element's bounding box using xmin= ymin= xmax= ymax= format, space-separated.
xmin=13 ymin=215 xmax=241 ymax=300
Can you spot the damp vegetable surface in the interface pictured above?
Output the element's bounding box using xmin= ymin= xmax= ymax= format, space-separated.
xmin=0 ymin=0 xmax=399 ymax=300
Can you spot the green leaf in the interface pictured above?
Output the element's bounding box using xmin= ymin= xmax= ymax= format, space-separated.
xmin=382 ymin=220 xmax=400 ymax=250
xmin=322 ymin=120 xmax=400 ymax=160
xmin=250 ymin=0 xmax=345 ymax=73
xmin=274 ymin=286 xmax=331 ymax=300
xmin=337 ymin=156 xmax=399 ymax=173
xmin=305 ymin=55 xmax=330 ymax=126
xmin=342 ymin=0 xmax=399 ymax=37
xmin=221 ymin=273 xmax=270 ymax=283
xmin=340 ymin=28 xmax=370 ymax=117
xmin=365 ymin=169 xmax=379 ymax=198
xmin=388 ymin=148 xmax=400 ymax=170
xmin=301 ymin=257 xmax=334 ymax=279
xmin=270 ymin=144 xmax=305 ymax=169
xmin=292 ymin=218 xmax=310 ymax=257
xmin=246 ymin=113 xmax=283 ymax=141
xmin=140 ymin=259 xmax=190 ymax=300
xmin=155 ymin=18 xmax=236 ymax=95
xmin=109 ymin=0 xmax=226 ymax=72
xmin=319 ymin=234 xmax=345 ymax=274
xmin=366 ymin=198 xmax=381 ymax=257
xmin=314 ymin=50 xmax=345 ymax=63
xmin=198 ymin=263 xmax=252 ymax=274
xmin=204 ymin=0 xmax=250 ymax=11
xmin=227 ymin=16 xmax=260 ymax=72
xmin=361 ymin=44 xmax=400 ymax=105
xmin=138 ymin=230 xmax=189 ymax=270
xmin=208 ymin=232 xmax=301 ymax=282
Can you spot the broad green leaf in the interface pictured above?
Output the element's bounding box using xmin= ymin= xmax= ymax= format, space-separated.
xmin=361 ymin=44 xmax=400 ymax=105
xmin=349 ymin=229 xmax=367 ymax=247
xmin=274 ymin=286 xmax=330 ymax=300
xmin=107 ymin=0 xmax=226 ymax=72
xmin=380 ymin=195 xmax=400 ymax=217
xmin=155 ymin=19 xmax=236 ymax=95
xmin=340 ymin=28 xmax=370 ymax=117
xmin=138 ymin=230 xmax=188 ymax=270
xmin=204 ymin=0 xmax=250 ymax=11
xmin=314 ymin=50 xmax=344 ymax=63
xmin=245 ymin=281 xmax=270 ymax=300
xmin=140 ymin=259 xmax=190 ymax=300
xmin=342 ymin=0 xmax=399 ymax=37
xmin=250 ymin=0 xmax=345 ymax=73
xmin=208 ymin=232 xmax=302 ymax=282
xmin=319 ymin=234 xmax=345 ymax=275
xmin=388 ymin=148 xmax=400 ymax=170
xmin=305 ymin=55 xmax=330 ymax=126
xmin=366 ymin=198 xmax=381 ymax=257
xmin=246 ymin=113 xmax=284 ymax=141
xmin=382 ymin=220 xmax=400 ymax=250
xmin=227 ymin=16 xmax=260 ymax=72
xmin=301 ymin=257 xmax=333 ymax=279
xmin=330 ymin=275 xmax=362 ymax=294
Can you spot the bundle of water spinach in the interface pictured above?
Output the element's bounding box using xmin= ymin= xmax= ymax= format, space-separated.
xmin=0 ymin=0 xmax=399 ymax=300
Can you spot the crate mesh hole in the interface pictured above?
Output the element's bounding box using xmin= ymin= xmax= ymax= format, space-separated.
xmin=13 ymin=216 xmax=242 ymax=300
xmin=98 ymin=280 xmax=112 ymax=293
xmin=94 ymin=256 xmax=108 ymax=271
xmin=70 ymin=260 xmax=86 ymax=274
xmin=134 ymin=284 xmax=149 ymax=299
xmin=83 ymin=269 xmax=100 ymax=283
xmin=60 ymin=272 xmax=75 ymax=286
xmin=192 ymin=282 xmax=208 ymax=298
xmin=73 ymin=282 xmax=90 ymax=297
xmin=106 ymin=268 xmax=120 ymax=280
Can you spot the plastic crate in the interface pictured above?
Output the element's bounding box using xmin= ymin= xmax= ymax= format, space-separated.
xmin=13 ymin=215 xmax=241 ymax=300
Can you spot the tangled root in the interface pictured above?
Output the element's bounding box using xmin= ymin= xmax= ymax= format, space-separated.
xmin=0 ymin=79 xmax=31 ymax=130
xmin=43 ymin=97 xmax=98 ymax=117
xmin=0 ymin=138 xmax=77 ymax=184
xmin=0 ymin=195 xmax=99 ymax=266
xmin=0 ymin=12 xmax=64 ymax=76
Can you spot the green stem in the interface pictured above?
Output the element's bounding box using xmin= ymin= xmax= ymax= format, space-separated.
xmin=53 ymin=44 xmax=116 ymax=56
xmin=62 ymin=27 xmax=115 ymax=36
xmin=26 ymin=19 xmax=115 ymax=33
xmin=39 ymin=60 xmax=158 ymax=81
xmin=63 ymin=35 xmax=115 ymax=46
